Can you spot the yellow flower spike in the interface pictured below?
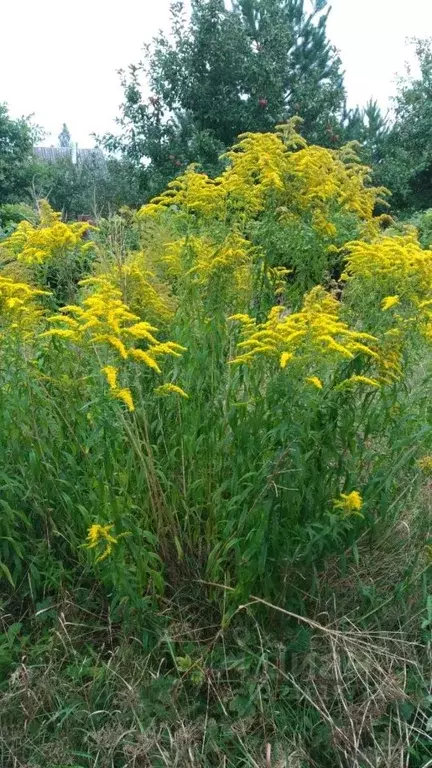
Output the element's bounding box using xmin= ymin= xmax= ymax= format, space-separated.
xmin=2 ymin=200 xmax=95 ymax=265
xmin=84 ymin=523 xmax=131 ymax=563
xmin=319 ymin=336 xmax=354 ymax=358
xmin=333 ymin=491 xmax=364 ymax=518
xmin=0 ymin=275 xmax=49 ymax=332
xmin=229 ymin=313 xmax=255 ymax=324
xmin=381 ymin=295 xmax=400 ymax=311
xmin=280 ymin=352 xmax=294 ymax=369
xmin=345 ymin=236 xmax=432 ymax=318
xmin=154 ymin=383 xmax=189 ymax=399
xmin=101 ymin=365 xmax=118 ymax=391
xmin=232 ymin=286 xmax=381 ymax=371
xmin=46 ymin=270 xmax=184 ymax=401
xmin=124 ymin=324 xmax=160 ymax=344
xmin=39 ymin=328 xmax=79 ymax=341
xmin=46 ymin=315 xmax=79 ymax=327
xmin=91 ymin=335 xmax=128 ymax=359
xmin=128 ymin=348 xmax=162 ymax=373
xmin=84 ymin=523 xmax=118 ymax=563
xmin=337 ymin=375 xmax=380 ymax=391
xmin=114 ymin=388 xmax=135 ymax=412
xmin=306 ymin=376 xmax=323 ymax=389
xmin=417 ymin=455 xmax=432 ymax=473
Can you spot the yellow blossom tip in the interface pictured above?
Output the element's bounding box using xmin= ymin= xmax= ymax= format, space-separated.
xmin=333 ymin=491 xmax=363 ymax=518
xmin=306 ymin=376 xmax=323 ymax=389
xmin=154 ymin=383 xmax=189 ymax=399
xmin=280 ymin=352 xmax=293 ymax=369
xmin=381 ymin=295 xmax=400 ymax=311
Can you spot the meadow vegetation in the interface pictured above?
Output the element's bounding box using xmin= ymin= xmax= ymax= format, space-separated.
xmin=0 ymin=120 xmax=429 ymax=767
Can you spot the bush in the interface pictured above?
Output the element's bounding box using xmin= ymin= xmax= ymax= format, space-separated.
xmin=0 ymin=126 xmax=430 ymax=766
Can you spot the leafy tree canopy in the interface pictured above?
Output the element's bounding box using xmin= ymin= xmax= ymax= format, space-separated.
xmin=377 ymin=39 xmax=432 ymax=213
xmin=101 ymin=0 xmax=347 ymax=196
xmin=0 ymin=103 xmax=37 ymax=203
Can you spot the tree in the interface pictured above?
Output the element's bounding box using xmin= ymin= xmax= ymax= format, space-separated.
xmin=0 ymin=104 xmax=36 ymax=203
xmin=376 ymin=39 xmax=432 ymax=212
xmin=101 ymin=0 xmax=346 ymax=195
xmin=31 ymin=154 xmax=143 ymax=219
xmin=58 ymin=123 xmax=72 ymax=148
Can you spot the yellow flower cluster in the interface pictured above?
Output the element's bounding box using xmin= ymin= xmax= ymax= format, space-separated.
xmin=102 ymin=365 xmax=135 ymax=412
xmin=42 ymin=275 xmax=184 ymax=367
xmin=138 ymin=123 xmax=386 ymax=239
xmin=344 ymin=235 xmax=432 ymax=301
xmin=84 ymin=523 xmax=130 ymax=563
xmin=344 ymin=233 xmax=432 ymax=351
xmin=377 ymin=330 xmax=404 ymax=384
xmin=337 ymin=374 xmax=380 ymax=389
xmin=230 ymin=286 xmax=378 ymax=373
xmin=154 ymin=383 xmax=189 ymax=398
xmin=2 ymin=200 xmax=94 ymax=265
xmin=0 ymin=275 xmax=48 ymax=332
xmin=306 ymin=376 xmax=323 ymax=389
xmin=289 ymin=141 xmax=386 ymax=224
xmin=162 ymin=233 xmax=253 ymax=287
xmin=138 ymin=166 xmax=225 ymax=220
xmin=333 ymin=491 xmax=363 ymax=518
xmin=95 ymin=262 xmax=174 ymax=326
xmin=417 ymin=455 xmax=432 ymax=473
xmin=381 ymin=295 xmax=400 ymax=311
xmin=221 ymin=131 xmax=291 ymax=216
xmin=41 ymin=276 xmax=186 ymax=409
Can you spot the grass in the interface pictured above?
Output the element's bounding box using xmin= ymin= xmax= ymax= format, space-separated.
xmin=0 ymin=501 xmax=430 ymax=768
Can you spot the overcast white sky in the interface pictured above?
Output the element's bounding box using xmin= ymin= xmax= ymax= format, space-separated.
xmin=1 ymin=0 xmax=431 ymax=147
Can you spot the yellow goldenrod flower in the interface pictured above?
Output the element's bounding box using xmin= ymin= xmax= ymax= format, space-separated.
xmin=306 ymin=376 xmax=323 ymax=389
xmin=114 ymin=388 xmax=135 ymax=412
xmin=333 ymin=491 xmax=364 ymax=518
xmin=381 ymin=295 xmax=400 ymax=311
xmin=47 ymin=314 xmax=79 ymax=327
xmin=280 ymin=352 xmax=294 ymax=369
xmin=128 ymin=348 xmax=162 ymax=373
xmin=2 ymin=200 xmax=94 ymax=265
xmin=44 ymin=276 xmax=185 ymax=398
xmin=138 ymin=121 xmax=385 ymax=239
xmin=417 ymin=455 xmax=432 ymax=473
xmin=101 ymin=366 xmax=134 ymax=411
xmin=84 ymin=523 xmax=131 ymax=562
xmin=345 ymin=236 xmax=432 ymax=319
xmin=84 ymin=523 xmax=118 ymax=563
xmin=0 ymin=275 xmax=49 ymax=333
xmin=101 ymin=365 xmax=118 ymax=390
xmin=232 ymin=286 xmax=379 ymax=371
xmin=40 ymin=328 xmax=79 ymax=340
xmin=312 ymin=209 xmax=337 ymax=238
xmin=92 ymin=334 xmax=128 ymax=359
xmin=229 ymin=313 xmax=254 ymax=323
xmin=339 ymin=375 xmax=380 ymax=389
xmin=154 ymin=383 xmax=189 ymax=398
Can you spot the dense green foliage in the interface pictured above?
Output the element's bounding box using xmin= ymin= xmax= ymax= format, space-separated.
xmin=0 ymin=16 xmax=431 ymax=768
xmin=31 ymin=153 xmax=143 ymax=220
xmin=0 ymin=125 xmax=430 ymax=765
xmin=0 ymin=103 xmax=37 ymax=203
xmin=376 ymin=39 xmax=432 ymax=213
xmin=102 ymin=0 xmax=347 ymax=194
